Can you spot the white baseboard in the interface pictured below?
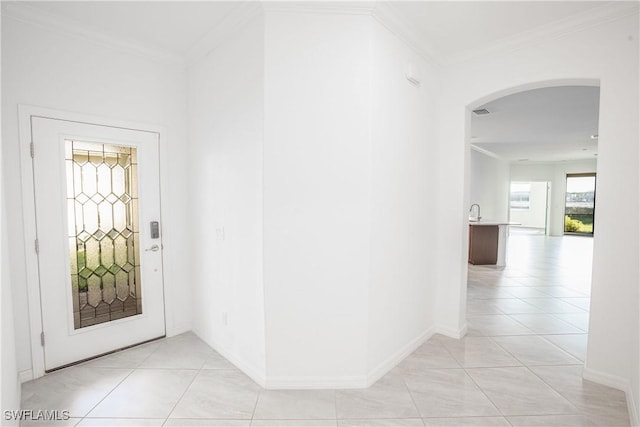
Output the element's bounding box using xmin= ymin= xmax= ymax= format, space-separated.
xmin=582 ymin=366 xmax=629 ymax=391
xmin=627 ymin=385 xmax=639 ymax=427
xmin=220 ymin=351 xmax=266 ymax=389
xmin=436 ymin=322 xmax=467 ymax=339
xmin=188 ymin=323 xmax=471 ymax=390
xmin=365 ymin=326 xmax=436 ymax=387
xmin=265 ymin=326 xmax=437 ymax=389
xmin=191 ymin=329 xmax=266 ymax=388
xmin=583 ymin=366 xmax=638 ymax=426
xmin=190 ymin=326 xmax=439 ymax=390
xmin=18 ymin=369 xmax=33 ymax=384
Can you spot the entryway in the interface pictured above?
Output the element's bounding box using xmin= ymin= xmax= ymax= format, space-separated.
xmin=24 ymin=110 xmax=166 ymax=372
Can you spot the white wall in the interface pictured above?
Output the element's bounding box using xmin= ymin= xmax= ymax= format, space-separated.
xmin=436 ymin=12 xmax=639 ymax=422
xmin=510 ymin=160 xmax=597 ymax=235
xmin=1 ymin=13 xmax=20 ymax=419
xmin=2 ymin=179 xmax=20 ymax=424
xmin=469 ymin=149 xmax=510 ymax=222
xmin=1 ymin=16 xmax=190 ymax=379
xmin=187 ymin=16 xmax=266 ymax=382
xmin=509 ymin=181 xmax=548 ymax=230
xmin=263 ymin=11 xmax=371 ymax=384
xmin=367 ymin=20 xmax=439 ymax=376
xmin=188 ymin=10 xmax=442 ymax=387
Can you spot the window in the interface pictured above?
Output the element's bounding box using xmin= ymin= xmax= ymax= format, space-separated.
xmin=510 ymin=182 xmax=531 ymax=210
xmin=564 ymin=173 xmax=596 ymax=234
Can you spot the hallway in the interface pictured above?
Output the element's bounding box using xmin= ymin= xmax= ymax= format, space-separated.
xmin=20 ymin=235 xmax=630 ymax=426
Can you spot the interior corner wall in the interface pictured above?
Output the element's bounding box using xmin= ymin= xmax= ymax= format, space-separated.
xmin=437 ymin=12 xmax=639 ymax=421
xmin=262 ymin=11 xmax=371 ymax=384
xmin=187 ymin=16 xmax=266 ymax=381
xmin=1 ymin=16 xmax=191 ymax=378
xmin=367 ymin=20 xmax=439 ymax=377
xmin=469 ymin=149 xmax=509 ymax=222
xmin=434 ymin=95 xmax=469 ymax=337
xmin=510 ymin=160 xmax=597 ymax=236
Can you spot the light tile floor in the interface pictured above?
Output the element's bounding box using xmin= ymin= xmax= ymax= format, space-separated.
xmin=21 ymin=234 xmax=630 ymax=426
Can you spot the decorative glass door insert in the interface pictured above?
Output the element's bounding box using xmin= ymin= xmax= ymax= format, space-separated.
xmin=66 ymin=140 xmax=142 ymax=329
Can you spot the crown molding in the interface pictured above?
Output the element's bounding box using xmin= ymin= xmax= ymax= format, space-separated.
xmin=185 ymin=1 xmax=264 ymax=66
xmin=443 ymin=1 xmax=640 ymax=66
xmin=184 ymin=1 xmax=376 ymax=67
xmin=257 ymin=1 xmax=443 ymax=65
xmin=4 ymin=1 xmax=636 ymax=71
xmin=1 ymin=1 xmax=185 ymax=66
xmin=261 ymin=1 xmax=376 ymax=15
xmin=372 ymin=1 xmax=442 ymax=65
xmin=470 ymin=144 xmax=505 ymax=161
xmin=183 ymin=0 xmax=444 ymax=67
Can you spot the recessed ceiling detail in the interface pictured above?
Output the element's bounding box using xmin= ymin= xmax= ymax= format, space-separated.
xmin=471 ymin=85 xmax=600 ymax=163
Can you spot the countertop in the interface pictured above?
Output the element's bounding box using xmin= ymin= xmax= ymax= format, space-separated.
xmin=468 ymin=220 xmax=520 ymax=226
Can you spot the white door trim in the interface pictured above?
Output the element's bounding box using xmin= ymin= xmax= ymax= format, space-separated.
xmin=18 ymin=105 xmax=168 ymax=379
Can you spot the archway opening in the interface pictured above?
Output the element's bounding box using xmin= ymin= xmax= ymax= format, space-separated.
xmin=463 ymin=80 xmax=600 ymax=360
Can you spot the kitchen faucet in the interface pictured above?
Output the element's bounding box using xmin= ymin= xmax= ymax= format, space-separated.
xmin=469 ymin=204 xmax=481 ymax=221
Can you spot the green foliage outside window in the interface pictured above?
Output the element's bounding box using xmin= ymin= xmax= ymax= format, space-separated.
xmin=565 ymin=215 xmax=593 ymax=233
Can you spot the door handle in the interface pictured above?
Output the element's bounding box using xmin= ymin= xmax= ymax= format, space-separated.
xmin=145 ymin=244 xmax=160 ymax=252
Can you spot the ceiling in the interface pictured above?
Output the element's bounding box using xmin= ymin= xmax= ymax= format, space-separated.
xmin=388 ymin=1 xmax=610 ymax=62
xmin=11 ymin=1 xmax=614 ymax=164
xmin=16 ymin=1 xmax=618 ymax=62
xmin=470 ymin=86 xmax=600 ymax=163
xmin=19 ymin=1 xmax=241 ymax=57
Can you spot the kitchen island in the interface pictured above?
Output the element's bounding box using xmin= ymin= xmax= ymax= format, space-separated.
xmin=468 ymin=220 xmax=518 ymax=267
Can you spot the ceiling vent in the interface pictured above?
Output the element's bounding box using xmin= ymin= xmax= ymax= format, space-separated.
xmin=473 ymin=108 xmax=490 ymax=115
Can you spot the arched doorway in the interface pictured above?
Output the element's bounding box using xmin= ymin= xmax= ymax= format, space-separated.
xmin=463 ymin=81 xmax=600 ymax=365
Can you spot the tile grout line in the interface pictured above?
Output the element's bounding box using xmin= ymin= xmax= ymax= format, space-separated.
xmin=504 ymin=312 xmax=586 ymax=335
xmin=397 ymin=366 xmax=428 ymax=426
xmin=520 ymin=364 xmax=584 ymax=417
xmin=249 ymin=385 xmax=262 ymax=423
xmin=76 ymin=366 xmax=138 ymax=423
xmin=547 ymin=312 xmax=589 ymax=333
xmin=489 ymin=336 xmax=582 ymax=367
xmin=73 ymin=338 xmax=170 ymax=422
xmin=162 ymin=343 xmax=210 ymax=424
xmin=460 ymin=365 xmax=506 ymax=419
xmin=435 ymin=339 xmax=515 ymax=425
xmin=539 ymin=334 xmax=587 ymax=362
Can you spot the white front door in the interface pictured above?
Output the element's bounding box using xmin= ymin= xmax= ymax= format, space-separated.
xmin=31 ymin=117 xmax=165 ymax=371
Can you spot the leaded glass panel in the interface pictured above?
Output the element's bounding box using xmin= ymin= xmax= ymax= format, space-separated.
xmin=65 ymin=140 xmax=142 ymax=329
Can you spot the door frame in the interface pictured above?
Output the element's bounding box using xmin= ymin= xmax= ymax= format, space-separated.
xmin=507 ymin=180 xmax=551 ymax=235
xmin=18 ymin=105 xmax=168 ymax=379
